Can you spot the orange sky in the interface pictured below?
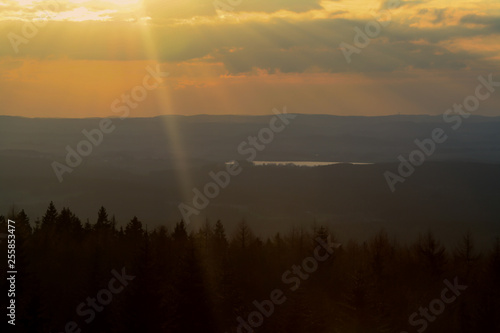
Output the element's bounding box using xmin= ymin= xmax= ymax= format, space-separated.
xmin=0 ymin=0 xmax=499 ymax=117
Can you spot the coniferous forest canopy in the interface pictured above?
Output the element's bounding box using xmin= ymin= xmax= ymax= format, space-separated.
xmin=1 ymin=203 xmax=500 ymax=333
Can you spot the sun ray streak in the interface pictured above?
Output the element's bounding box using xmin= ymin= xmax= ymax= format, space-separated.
xmin=134 ymin=6 xmax=195 ymax=218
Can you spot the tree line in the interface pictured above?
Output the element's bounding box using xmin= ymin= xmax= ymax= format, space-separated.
xmin=1 ymin=202 xmax=499 ymax=332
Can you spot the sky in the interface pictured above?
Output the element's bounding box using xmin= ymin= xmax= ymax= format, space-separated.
xmin=0 ymin=0 xmax=499 ymax=118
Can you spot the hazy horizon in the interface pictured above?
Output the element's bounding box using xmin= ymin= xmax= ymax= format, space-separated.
xmin=3 ymin=113 xmax=500 ymax=120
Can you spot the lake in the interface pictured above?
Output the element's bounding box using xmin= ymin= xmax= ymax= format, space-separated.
xmin=251 ymin=161 xmax=373 ymax=167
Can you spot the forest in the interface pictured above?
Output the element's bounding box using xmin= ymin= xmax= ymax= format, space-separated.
xmin=1 ymin=202 xmax=499 ymax=333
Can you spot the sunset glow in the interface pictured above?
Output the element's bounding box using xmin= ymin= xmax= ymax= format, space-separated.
xmin=0 ymin=0 xmax=499 ymax=117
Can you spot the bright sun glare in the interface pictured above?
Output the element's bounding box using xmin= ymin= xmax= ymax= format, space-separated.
xmin=16 ymin=0 xmax=142 ymax=6
xmin=11 ymin=0 xmax=145 ymax=22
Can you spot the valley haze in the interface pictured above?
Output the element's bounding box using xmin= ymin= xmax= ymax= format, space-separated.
xmin=1 ymin=114 xmax=500 ymax=247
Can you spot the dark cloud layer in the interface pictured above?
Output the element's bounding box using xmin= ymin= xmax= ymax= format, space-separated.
xmin=142 ymin=0 xmax=323 ymax=20
xmin=0 ymin=12 xmax=498 ymax=75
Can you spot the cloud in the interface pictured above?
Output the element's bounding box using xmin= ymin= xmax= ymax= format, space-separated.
xmin=226 ymin=0 xmax=323 ymax=13
xmin=0 ymin=14 xmax=498 ymax=76
xmin=141 ymin=0 xmax=323 ymax=20
xmin=0 ymin=0 xmax=498 ymax=79
xmin=460 ymin=14 xmax=500 ymax=28
xmin=379 ymin=0 xmax=429 ymax=10
xmin=432 ymin=8 xmax=447 ymax=24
